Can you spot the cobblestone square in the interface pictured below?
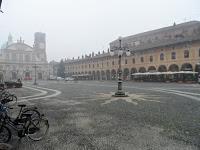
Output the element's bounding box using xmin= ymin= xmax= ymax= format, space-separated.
xmin=5 ymin=81 xmax=200 ymax=150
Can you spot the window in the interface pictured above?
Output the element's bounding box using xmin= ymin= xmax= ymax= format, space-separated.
xmin=93 ymin=64 xmax=94 ymax=68
xmin=125 ymin=59 xmax=128 ymax=64
xmin=89 ymin=64 xmax=90 ymax=68
xmin=12 ymin=53 xmax=17 ymax=61
xmin=150 ymin=56 xmax=153 ymax=62
xmin=107 ymin=62 xmax=109 ymax=66
xmin=184 ymin=50 xmax=189 ymax=58
xmin=25 ymin=54 xmax=30 ymax=62
xmin=112 ymin=61 xmax=114 ymax=65
xmin=141 ymin=57 xmax=144 ymax=62
xmin=132 ymin=58 xmax=135 ymax=64
xmin=160 ymin=53 xmax=164 ymax=60
xmin=171 ymin=52 xmax=176 ymax=60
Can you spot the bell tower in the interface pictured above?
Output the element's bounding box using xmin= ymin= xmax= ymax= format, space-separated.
xmin=33 ymin=32 xmax=47 ymax=62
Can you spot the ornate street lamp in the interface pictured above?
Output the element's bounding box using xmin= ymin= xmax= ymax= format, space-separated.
xmin=110 ymin=36 xmax=130 ymax=97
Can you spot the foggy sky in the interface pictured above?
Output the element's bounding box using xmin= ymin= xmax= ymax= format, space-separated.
xmin=0 ymin=0 xmax=200 ymax=62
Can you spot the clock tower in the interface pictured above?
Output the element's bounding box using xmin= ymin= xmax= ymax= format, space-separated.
xmin=33 ymin=32 xmax=47 ymax=62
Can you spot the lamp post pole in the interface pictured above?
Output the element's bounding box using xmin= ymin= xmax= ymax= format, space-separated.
xmin=33 ymin=64 xmax=38 ymax=85
xmin=111 ymin=37 xmax=130 ymax=97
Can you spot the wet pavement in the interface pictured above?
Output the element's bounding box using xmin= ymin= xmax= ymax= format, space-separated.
xmin=7 ymin=81 xmax=200 ymax=150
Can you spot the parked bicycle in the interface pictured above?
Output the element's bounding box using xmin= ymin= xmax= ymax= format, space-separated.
xmin=0 ymin=103 xmax=49 ymax=143
xmin=0 ymin=87 xmax=17 ymax=106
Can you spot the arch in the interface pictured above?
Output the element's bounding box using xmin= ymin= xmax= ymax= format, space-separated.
xmin=123 ymin=68 xmax=129 ymax=80
xmin=12 ymin=71 xmax=17 ymax=80
xmin=139 ymin=67 xmax=146 ymax=73
xmin=92 ymin=71 xmax=96 ymax=80
xmin=130 ymin=68 xmax=137 ymax=80
xmin=106 ymin=70 xmax=111 ymax=80
xmin=158 ymin=65 xmax=167 ymax=72
xmin=148 ymin=66 xmax=156 ymax=72
xmin=111 ymin=69 xmax=116 ymax=80
xmin=25 ymin=72 xmax=31 ymax=80
xmin=101 ymin=70 xmax=106 ymax=80
xmin=96 ymin=71 xmax=100 ymax=80
xmin=181 ymin=63 xmax=193 ymax=71
xmin=168 ymin=64 xmax=179 ymax=72
xmin=0 ymin=72 xmax=4 ymax=82
xmin=38 ymin=73 xmax=42 ymax=80
xmin=88 ymin=71 xmax=92 ymax=80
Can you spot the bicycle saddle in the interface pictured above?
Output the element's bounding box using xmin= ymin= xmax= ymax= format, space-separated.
xmin=18 ymin=104 xmax=26 ymax=107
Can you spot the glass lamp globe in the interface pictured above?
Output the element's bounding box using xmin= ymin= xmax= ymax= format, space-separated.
xmin=126 ymin=51 xmax=131 ymax=56
xmin=110 ymin=51 xmax=115 ymax=56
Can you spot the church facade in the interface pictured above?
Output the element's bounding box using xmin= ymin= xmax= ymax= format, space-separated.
xmin=0 ymin=32 xmax=50 ymax=81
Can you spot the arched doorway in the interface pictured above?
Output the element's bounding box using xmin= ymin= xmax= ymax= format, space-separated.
xmin=158 ymin=65 xmax=167 ymax=81
xmin=131 ymin=68 xmax=137 ymax=80
xmin=38 ymin=73 xmax=42 ymax=80
xmin=25 ymin=72 xmax=31 ymax=80
xmin=181 ymin=63 xmax=193 ymax=71
xmin=168 ymin=64 xmax=179 ymax=72
xmin=12 ymin=72 xmax=17 ymax=80
xmin=139 ymin=67 xmax=146 ymax=73
xmin=111 ymin=69 xmax=116 ymax=80
xmin=106 ymin=70 xmax=111 ymax=80
xmin=101 ymin=71 xmax=106 ymax=80
xmin=158 ymin=65 xmax=167 ymax=72
xmin=92 ymin=71 xmax=96 ymax=80
xmin=168 ymin=64 xmax=179 ymax=82
xmin=148 ymin=66 xmax=156 ymax=72
xmin=96 ymin=71 xmax=100 ymax=80
xmin=123 ymin=68 xmax=129 ymax=80
xmin=88 ymin=71 xmax=92 ymax=80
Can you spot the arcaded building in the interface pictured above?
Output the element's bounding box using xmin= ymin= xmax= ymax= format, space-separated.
xmin=0 ymin=32 xmax=50 ymax=81
xmin=65 ymin=21 xmax=200 ymax=81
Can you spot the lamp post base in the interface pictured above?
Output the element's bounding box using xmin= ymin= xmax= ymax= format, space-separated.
xmin=33 ymin=82 xmax=38 ymax=85
xmin=112 ymin=91 xmax=128 ymax=97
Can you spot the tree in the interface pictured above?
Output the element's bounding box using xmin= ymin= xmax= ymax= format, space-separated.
xmin=57 ymin=59 xmax=65 ymax=78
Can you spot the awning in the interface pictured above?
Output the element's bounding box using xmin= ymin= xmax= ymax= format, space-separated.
xmin=132 ymin=71 xmax=198 ymax=76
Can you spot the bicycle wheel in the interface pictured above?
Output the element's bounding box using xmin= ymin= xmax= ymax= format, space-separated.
xmin=27 ymin=118 xmax=49 ymax=141
xmin=0 ymin=125 xmax=11 ymax=143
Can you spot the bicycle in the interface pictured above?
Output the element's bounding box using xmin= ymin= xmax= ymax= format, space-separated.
xmin=0 ymin=103 xmax=49 ymax=143
xmin=0 ymin=88 xmax=17 ymax=106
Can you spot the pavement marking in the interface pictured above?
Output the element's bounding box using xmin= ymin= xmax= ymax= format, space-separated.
xmin=18 ymin=86 xmax=62 ymax=102
xmin=19 ymin=86 xmax=48 ymax=99
xmin=153 ymin=88 xmax=200 ymax=96
xmin=62 ymin=82 xmax=200 ymax=102
xmin=152 ymin=88 xmax=200 ymax=102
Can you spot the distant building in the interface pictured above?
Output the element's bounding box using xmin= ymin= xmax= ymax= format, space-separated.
xmin=65 ymin=21 xmax=200 ymax=82
xmin=0 ymin=32 xmax=51 ymax=81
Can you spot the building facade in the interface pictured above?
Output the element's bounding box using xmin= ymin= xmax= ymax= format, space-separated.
xmin=65 ymin=21 xmax=200 ymax=82
xmin=0 ymin=32 xmax=50 ymax=81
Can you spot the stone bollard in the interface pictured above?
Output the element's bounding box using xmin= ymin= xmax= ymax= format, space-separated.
xmin=0 ymin=143 xmax=13 ymax=150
